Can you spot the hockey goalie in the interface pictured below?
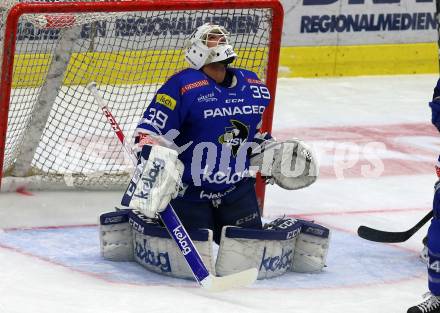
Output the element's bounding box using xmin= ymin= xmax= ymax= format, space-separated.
xmin=99 ymin=23 xmax=330 ymax=281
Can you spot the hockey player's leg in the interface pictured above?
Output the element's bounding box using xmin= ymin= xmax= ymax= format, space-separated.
xmin=99 ymin=209 xmax=217 ymax=280
xmin=408 ymin=220 xmax=440 ymax=313
xmin=213 ymin=178 xmax=262 ymax=243
xmin=215 ymin=216 xmax=330 ymax=279
xmin=212 ymin=178 xmax=330 ymax=278
xmin=408 ymin=181 xmax=440 ymax=313
xmin=427 ymin=218 xmax=440 ymax=293
xmin=170 ymin=197 xmax=215 ymax=231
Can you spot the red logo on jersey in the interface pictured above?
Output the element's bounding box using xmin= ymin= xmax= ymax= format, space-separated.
xmin=246 ymin=78 xmax=263 ymax=85
xmin=436 ymin=165 xmax=440 ymax=178
xmin=180 ymin=79 xmax=209 ymax=94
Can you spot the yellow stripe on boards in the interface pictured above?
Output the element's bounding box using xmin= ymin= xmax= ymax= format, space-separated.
xmin=10 ymin=48 xmax=267 ymax=88
xmin=12 ymin=50 xmax=187 ymax=88
xmin=278 ymin=43 xmax=439 ymax=77
xmin=10 ymin=43 xmax=438 ymax=88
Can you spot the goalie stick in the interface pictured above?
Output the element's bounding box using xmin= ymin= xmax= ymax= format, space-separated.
xmin=86 ymin=82 xmax=258 ymax=291
xmin=357 ymin=210 xmax=433 ymax=243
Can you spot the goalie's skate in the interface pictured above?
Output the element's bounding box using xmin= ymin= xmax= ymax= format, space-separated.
xmin=408 ymin=293 xmax=440 ymax=313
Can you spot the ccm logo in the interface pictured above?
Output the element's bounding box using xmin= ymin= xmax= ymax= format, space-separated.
xmin=286 ymin=228 xmax=301 ymax=239
xmin=103 ymin=108 xmax=121 ymax=132
xmin=129 ymin=218 xmax=145 ymax=233
xmin=104 ymin=216 xmax=124 ymax=224
xmin=225 ymin=98 xmax=244 ymax=103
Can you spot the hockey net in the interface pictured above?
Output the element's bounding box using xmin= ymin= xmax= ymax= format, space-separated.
xmin=0 ymin=0 xmax=283 ymax=196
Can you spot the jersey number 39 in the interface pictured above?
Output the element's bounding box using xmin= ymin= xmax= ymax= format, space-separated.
xmin=250 ymin=85 xmax=270 ymax=99
xmin=144 ymin=108 xmax=168 ymax=130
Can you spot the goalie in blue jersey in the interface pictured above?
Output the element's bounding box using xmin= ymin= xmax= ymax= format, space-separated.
xmin=128 ymin=23 xmax=319 ymax=244
xmin=99 ymin=23 xmax=331 ymax=280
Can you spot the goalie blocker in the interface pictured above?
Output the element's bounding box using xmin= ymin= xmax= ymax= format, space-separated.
xmin=100 ymin=210 xmax=330 ymax=280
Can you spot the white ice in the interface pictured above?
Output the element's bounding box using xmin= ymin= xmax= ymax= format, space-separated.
xmin=1 ymin=74 xmax=439 ymax=313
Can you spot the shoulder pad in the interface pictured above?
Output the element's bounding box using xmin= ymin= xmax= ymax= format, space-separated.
xmin=231 ymin=68 xmax=264 ymax=85
xmin=159 ymin=68 xmax=209 ymax=96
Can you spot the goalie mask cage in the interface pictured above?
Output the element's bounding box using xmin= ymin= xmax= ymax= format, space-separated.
xmin=0 ymin=0 xmax=283 ymax=208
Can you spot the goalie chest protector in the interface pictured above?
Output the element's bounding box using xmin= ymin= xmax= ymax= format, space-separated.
xmin=136 ymin=67 xmax=271 ymax=193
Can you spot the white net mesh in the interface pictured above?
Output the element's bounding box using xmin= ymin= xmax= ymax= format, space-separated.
xmin=0 ymin=0 xmax=274 ymax=190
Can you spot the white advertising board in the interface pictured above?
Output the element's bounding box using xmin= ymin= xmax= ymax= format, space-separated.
xmin=280 ymin=0 xmax=438 ymax=46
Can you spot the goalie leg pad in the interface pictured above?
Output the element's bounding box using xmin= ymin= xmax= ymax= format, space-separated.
xmin=128 ymin=210 xmax=216 ymax=280
xmin=291 ymin=219 xmax=331 ymax=273
xmin=99 ymin=210 xmax=134 ymax=261
xmin=264 ymin=217 xmax=330 ymax=273
xmin=216 ymin=223 xmax=301 ymax=279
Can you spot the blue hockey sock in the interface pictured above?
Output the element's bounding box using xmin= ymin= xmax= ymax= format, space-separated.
xmin=428 ymin=219 xmax=440 ymax=295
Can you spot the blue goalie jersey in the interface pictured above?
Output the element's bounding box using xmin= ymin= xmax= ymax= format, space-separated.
xmin=136 ymin=67 xmax=271 ymax=198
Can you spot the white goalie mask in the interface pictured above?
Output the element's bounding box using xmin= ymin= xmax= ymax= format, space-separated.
xmin=184 ymin=23 xmax=237 ymax=70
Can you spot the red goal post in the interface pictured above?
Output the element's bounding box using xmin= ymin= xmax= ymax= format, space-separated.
xmin=0 ymin=0 xmax=283 ymax=210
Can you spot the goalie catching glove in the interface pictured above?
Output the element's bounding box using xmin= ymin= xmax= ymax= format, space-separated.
xmin=121 ymin=144 xmax=184 ymax=218
xmin=250 ymin=136 xmax=318 ymax=190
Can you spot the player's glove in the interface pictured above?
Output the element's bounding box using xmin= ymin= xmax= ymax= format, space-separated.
xmin=250 ymin=137 xmax=318 ymax=190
